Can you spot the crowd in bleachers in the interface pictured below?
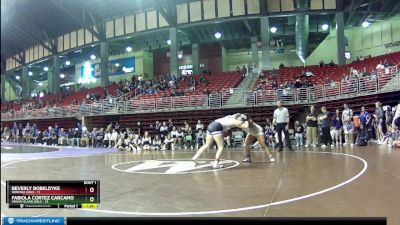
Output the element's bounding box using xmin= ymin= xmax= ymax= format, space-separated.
xmin=0 ymin=119 xmax=230 ymax=151
xmin=3 ymin=100 xmax=399 ymax=151
xmin=252 ymin=52 xmax=400 ymax=92
xmin=290 ymin=102 xmax=400 ymax=149
xmin=2 ymin=52 xmax=399 ymax=118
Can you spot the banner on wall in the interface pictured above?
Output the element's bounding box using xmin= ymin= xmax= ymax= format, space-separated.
xmin=80 ymin=57 xmax=135 ymax=80
xmin=384 ymin=41 xmax=400 ymax=49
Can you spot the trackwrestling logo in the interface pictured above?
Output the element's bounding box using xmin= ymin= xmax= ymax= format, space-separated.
xmin=112 ymin=159 xmax=239 ymax=174
xmin=7 ymin=218 xmax=14 ymax=224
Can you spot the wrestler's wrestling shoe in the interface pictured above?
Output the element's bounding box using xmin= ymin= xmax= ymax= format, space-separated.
xmin=212 ymin=161 xmax=224 ymax=169
xmin=192 ymin=156 xmax=199 ymax=164
xmin=269 ymin=155 xmax=276 ymax=162
xmin=242 ymin=157 xmax=252 ymax=162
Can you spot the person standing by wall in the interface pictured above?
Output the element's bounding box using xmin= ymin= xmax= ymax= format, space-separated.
xmin=356 ymin=106 xmax=371 ymax=145
xmin=374 ymin=101 xmax=385 ymax=143
xmin=273 ymin=101 xmax=293 ymax=152
xmin=294 ymin=121 xmax=304 ymax=147
xmin=342 ymin=104 xmax=353 ymax=145
xmin=392 ymin=102 xmax=400 ymax=130
xmin=332 ymin=109 xmax=343 ymax=146
xmin=305 ymin=105 xmax=318 ymax=148
xmin=319 ymin=106 xmax=333 ymax=148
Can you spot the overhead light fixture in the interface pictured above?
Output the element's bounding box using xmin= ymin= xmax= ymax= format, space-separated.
xmin=43 ymin=66 xmax=49 ymax=72
xmin=65 ymin=60 xmax=71 ymax=66
xmin=28 ymin=71 xmax=33 ymax=76
xmin=362 ymin=21 xmax=370 ymax=28
xmin=270 ymin=27 xmax=277 ymax=33
xmin=60 ymin=73 xmax=65 ymax=79
xmin=167 ymin=39 xmax=172 ymax=45
xmin=178 ymin=54 xmax=183 ymax=59
xmin=126 ymin=46 xmax=132 ymax=52
xmin=214 ymin=32 xmax=222 ymax=39
xmin=321 ymin=24 xmax=329 ymax=31
xmin=90 ymin=54 xmax=96 ymax=60
xmin=38 ymin=82 xmax=43 ymax=86
xmin=115 ymin=63 xmax=120 ymax=67
xmin=15 ymin=75 xmax=20 ymax=80
xmin=74 ymin=49 xmax=82 ymax=53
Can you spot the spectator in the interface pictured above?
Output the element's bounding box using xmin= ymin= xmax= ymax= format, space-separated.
xmin=103 ymin=129 xmax=111 ymax=148
xmin=342 ymin=104 xmax=353 ymax=124
xmin=200 ymin=75 xmax=209 ymax=86
xmin=328 ymin=60 xmax=335 ymax=67
xmin=81 ymin=130 xmax=90 ymax=147
xmin=195 ymin=129 xmax=204 ymax=149
xmin=356 ymin=106 xmax=371 ymax=146
xmin=73 ymin=128 xmax=81 ymax=147
xmin=379 ymin=126 xmax=393 ymax=146
xmin=305 ymin=105 xmax=318 ymax=148
xmin=195 ymin=120 xmax=204 ymax=132
xmin=374 ymin=101 xmax=385 ymax=143
xmin=343 ymin=118 xmax=355 ymax=147
xmin=383 ymin=59 xmax=392 ymax=68
xmin=392 ymin=103 xmax=400 ymax=130
xmin=385 ymin=106 xmax=393 ymax=127
xmin=142 ymin=131 xmax=152 ymax=150
xmin=185 ymin=127 xmax=194 ymax=150
xmin=110 ymin=129 xmax=118 ymax=147
xmin=318 ymin=106 xmax=333 ymax=148
xmin=319 ymin=60 xmax=324 ymax=68
xmin=58 ymin=128 xmax=67 ymax=146
xmin=160 ymin=122 xmax=169 ymax=141
xmin=294 ymin=121 xmax=304 ymax=146
xmin=331 ymin=109 xmax=343 ymax=146
xmin=376 ymin=61 xmax=385 ymax=70
xmin=304 ymin=70 xmax=314 ymax=77
xmin=279 ymin=62 xmax=285 ymax=68
xmin=176 ymin=127 xmax=185 ymax=150
xmin=163 ymin=133 xmax=174 ymax=150
xmin=42 ymin=129 xmax=51 ymax=145
xmin=241 ymin=65 xmax=247 ymax=76
xmin=154 ymin=121 xmax=161 ymax=136
xmin=152 ymin=135 xmax=162 ymax=150
xmin=361 ymin=67 xmax=370 ymax=77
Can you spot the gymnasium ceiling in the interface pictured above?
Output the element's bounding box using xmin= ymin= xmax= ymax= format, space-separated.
xmin=1 ymin=0 xmax=400 ymax=61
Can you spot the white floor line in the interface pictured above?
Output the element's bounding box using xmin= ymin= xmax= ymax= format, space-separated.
xmin=1 ymin=151 xmax=368 ymax=216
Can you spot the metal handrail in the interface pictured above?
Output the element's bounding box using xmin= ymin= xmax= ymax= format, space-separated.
xmin=2 ymin=65 xmax=399 ymax=121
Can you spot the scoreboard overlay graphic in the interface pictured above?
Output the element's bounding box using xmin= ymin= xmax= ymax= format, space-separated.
xmin=6 ymin=180 xmax=100 ymax=209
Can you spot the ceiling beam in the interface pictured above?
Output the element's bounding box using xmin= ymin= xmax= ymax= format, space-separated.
xmin=11 ymin=56 xmax=22 ymax=65
xmin=345 ymin=0 xmax=358 ymax=26
xmin=355 ymin=2 xmax=373 ymax=27
xmin=243 ymin=20 xmax=254 ymax=35
xmin=9 ymin=22 xmax=56 ymax=54
xmin=49 ymin=0 xmax=101 ymax=40
xmin=87 ymin=10 xmax=102 ymax=37
xmin=156 ymin=7 xmax=174 ymax=26
xmin=386 ymin=1 xmax=400 ymax=18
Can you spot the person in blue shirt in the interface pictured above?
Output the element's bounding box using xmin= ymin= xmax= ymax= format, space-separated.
xmin=54 ymin=123 xmax=60 ymax=136
xmin=356 ymin=106 xmax=371 ymax=145
xmin=344 ymin=118 xmax=355 ymax=147
xmin=58 ymin=128 xmax=67 ymax=146
xmin=49 ymin=127 xmax=58 ymax=146
xmin=12 ymin=122 xmax=18 ymax=142
xmin=42 ymin=129 xmax=51 ymax=145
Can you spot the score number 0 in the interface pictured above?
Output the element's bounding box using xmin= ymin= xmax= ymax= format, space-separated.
xmin=89 ymin=186 xmax=95 ymax=202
